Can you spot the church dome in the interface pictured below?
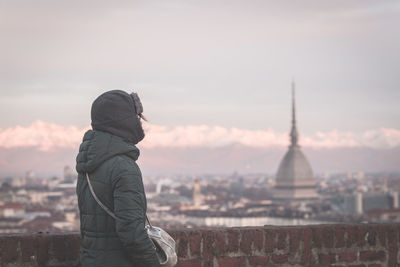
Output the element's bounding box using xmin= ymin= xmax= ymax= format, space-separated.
xmin=275 ymin=146 xmax=315 ymax=187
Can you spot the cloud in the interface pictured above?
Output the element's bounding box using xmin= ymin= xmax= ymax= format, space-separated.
xmin=361 ymin=128 xmax=400 ymax=149
xmin=140 ymin=124 xmax=288 ymax=148
xmin=0 ymin=121 xmax=89 ymax=151
xmin=302 ymin=130 xmax=361 ymax=149
xmin=0 ymin=121 xmax=399 ymax=151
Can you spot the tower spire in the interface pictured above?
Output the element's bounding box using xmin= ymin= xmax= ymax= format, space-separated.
xmin=290 ymin=80 xmax=299 ymax=147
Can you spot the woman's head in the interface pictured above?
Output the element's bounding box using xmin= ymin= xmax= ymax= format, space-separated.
xmin=91 ymin=90 xmax=146 ymax=144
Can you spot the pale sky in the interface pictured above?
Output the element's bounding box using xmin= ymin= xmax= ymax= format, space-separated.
xmin=1 ymin=0 xmax=399 ymax=135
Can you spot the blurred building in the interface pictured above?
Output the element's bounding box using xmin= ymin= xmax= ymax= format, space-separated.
xmin=343 ymin=192 xmax=363 ymax=215
xmin=342 ymin=191 xmax=399 ymax=215
xmin=274 ymin=82 xmax=317 ymax=200
xmin=193 ymin=178 xmax=202 ymax=206
xmin=363 ymin=192 xmax=397 ymax=212
xmin=0 ymin=203 xmax=25 ymax=217
xmin=63 ymin=166 xmax=75 ymax=183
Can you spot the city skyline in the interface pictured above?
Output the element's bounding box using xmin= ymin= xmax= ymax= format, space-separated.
xmin=2 ymin=3 xmax=400 ymax=264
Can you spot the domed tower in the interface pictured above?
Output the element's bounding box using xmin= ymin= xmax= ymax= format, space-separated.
xmin=274 ymin=82 xmax=317 ymax=200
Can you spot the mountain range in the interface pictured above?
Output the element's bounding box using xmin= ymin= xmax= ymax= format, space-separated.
xmin=1 ymin=144 xmax=399 ymax=178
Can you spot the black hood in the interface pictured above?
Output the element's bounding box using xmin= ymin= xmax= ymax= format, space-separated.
xmin=91 ymin=90 xmax=144 ymax=145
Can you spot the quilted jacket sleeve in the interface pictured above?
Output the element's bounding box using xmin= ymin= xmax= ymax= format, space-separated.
xmin=112 ymin=160 xmax=160 ymax=267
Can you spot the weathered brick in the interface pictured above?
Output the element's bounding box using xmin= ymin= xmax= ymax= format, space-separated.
xmin=215 ymin=231 xmax=227 ymax=255
xmin=388 ymin=226 xmax=398 ymax=267
xmin=189 ymin=232 xmax=202 ymax=257
xmin=227 ymin=229 xmax=240 ymax=253
xmin=37 ymin=235 xmax=50 ymax=266
xmin=202 ymin=230 xmax=215 ymax=261
xmin=253 ymin=229 xmax=264 ymax=251
xmin=319 ymin=253 xmax=336 ymax=265
xmin=218 ymin=257 xmax=246 ymax=267
xmin=359 ymin=250 xmax=386 ymax=262
xmin=3 ymin=224 xmax=400 ymax=267
xmin=50 ymin=235 xmax=66 ymax=262
xmin=398 ymin=224 xmax=400 ymax=245
xmin=203 ymin=258 xmax=214 ymax=267
xmin=264 ymin=229 xmax=274 ymax=253
xmin=337 ymin=252 xmax=357 ymax=263
xmin=176 ymin=231 xmax=189 ymax=258
xmin=348 ymin=265 xmax=366 ymax=267
xmin=65 ymin=234 xmax=81 ymax=261
xmin=302 ymin=228 xmax=311 ymax=266
xmin=366 ymin=227 xmax=377 ymax=246
xmin=335 ymin=226 xmax=346 ymax=248
xmin=377 ymin=225 xmax=387 ymax=247
xmin=240 ymin=229 xmax=253 ymax=254
xmin=248 ymin=256 xmax=269 ymax=266
xmin=312 ymin=227 xmax=323 ymax=248
xmin=323 ymin=228 xmax=334 ymax=248
xmin=177 ymin=259 xmax=202 ymax=267
xmin=2 ymin=236 xmax=20 ymax=263
xmin=277 ymin=229 xmax=287 ymax=250
xmin=357 ymin=226 xmax=368 ymax=247
xmin=21 ymin=235 xmax=36 ymax=262
xmin=346 ymin=226 xmax=357 ymax=248
xmin=289 ymin=228 xmax=300 ymax=252
xmin=271 ymin=253 xmax=289 ymax=264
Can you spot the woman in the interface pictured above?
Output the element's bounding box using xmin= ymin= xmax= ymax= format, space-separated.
xmin=76 ymin=90 xmax=160 ymax=267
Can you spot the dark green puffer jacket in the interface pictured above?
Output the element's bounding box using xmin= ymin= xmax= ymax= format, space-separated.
xmin=76 ymin=130 xmax=160 ymax=267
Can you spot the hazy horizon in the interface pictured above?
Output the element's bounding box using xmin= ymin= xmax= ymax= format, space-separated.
xmin=0 ymin=120 xmax=399 ymax=178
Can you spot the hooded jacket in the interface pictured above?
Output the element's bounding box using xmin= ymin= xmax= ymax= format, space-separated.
xmin=76 ymin=90 xmax=160 ymax=267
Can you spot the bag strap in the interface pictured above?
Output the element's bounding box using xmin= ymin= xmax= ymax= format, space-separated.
xmin=85 ymin=172 xmax=152 ymax=227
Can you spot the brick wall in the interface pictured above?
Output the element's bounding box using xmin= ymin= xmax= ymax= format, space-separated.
xmin=0 ymin=223 xmax=399 ymax=266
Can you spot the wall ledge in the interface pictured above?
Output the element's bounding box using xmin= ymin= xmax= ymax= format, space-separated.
xmin=1 ymin=223 xmax=399 ymax=266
